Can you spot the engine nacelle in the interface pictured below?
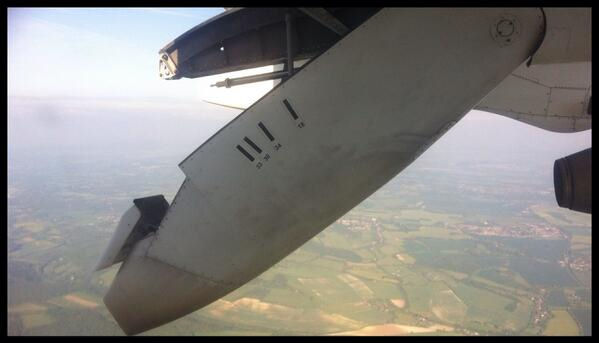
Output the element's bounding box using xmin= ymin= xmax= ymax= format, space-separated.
xmin=553 ymin=148 xmax=592 ymax=214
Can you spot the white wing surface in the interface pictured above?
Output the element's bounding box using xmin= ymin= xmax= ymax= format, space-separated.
xmin=102 ymin=8 xmax=546 ymax=335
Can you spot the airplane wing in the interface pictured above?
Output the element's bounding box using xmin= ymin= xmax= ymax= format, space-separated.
xmin=475 ymin=60 xmax=591 ymax=133
xmin=170 ymin=8 xmax=593 ymax=130
xmin=98 ymin=8 xmax=590 ymax=335
xmin=475 ymin=9 xmax=591 ymax=133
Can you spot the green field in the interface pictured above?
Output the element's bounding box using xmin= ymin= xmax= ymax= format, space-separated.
xmin=7 ymin=132 xmax=592 ymax=336
xmin=543 ymin=310 xmax=579 ymax=336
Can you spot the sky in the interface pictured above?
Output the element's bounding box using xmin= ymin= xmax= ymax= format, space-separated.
xmin=7 ymin=7 xmax=276 ymax=104
xmin=7 ymin=7 xmax=591 ymax=165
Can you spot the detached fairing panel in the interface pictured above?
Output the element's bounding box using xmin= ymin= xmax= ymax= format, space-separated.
xmin=96 ymin=195 xmax=169 ymax=271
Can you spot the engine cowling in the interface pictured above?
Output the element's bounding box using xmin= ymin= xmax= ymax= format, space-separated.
xmin=553 ymin=148 xmax=592 ymax=214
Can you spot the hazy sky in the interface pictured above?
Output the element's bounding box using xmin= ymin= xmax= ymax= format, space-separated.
xmin=7 ymin=7 xmax=591 ymax=166
xmin=8 ymin=7 xmax=282 ymax=106
xmin=8 ymin=8 xmax=224 ymax=99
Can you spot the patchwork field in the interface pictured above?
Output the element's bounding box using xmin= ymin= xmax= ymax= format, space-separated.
xmin=543 ymin=310 xmax=580 ymax=336
xmin=8 ymin=128 xmax=591 ymax=336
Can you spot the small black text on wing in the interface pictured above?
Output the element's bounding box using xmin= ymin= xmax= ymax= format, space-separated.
xmin=283 ymin=99 xmax=305 ymax=128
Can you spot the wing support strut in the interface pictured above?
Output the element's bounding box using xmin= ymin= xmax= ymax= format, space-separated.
xmin=211 ymin=9 xmax=301 ymax=88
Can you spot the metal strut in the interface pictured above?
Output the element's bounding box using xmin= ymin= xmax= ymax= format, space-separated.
xmin=286 ymin=10 xmax=295 ymax=78
xmin=210 ymin=70 xmax=298 ymax=88
xmin=211 ymin=9 xmax=298 ymax=88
